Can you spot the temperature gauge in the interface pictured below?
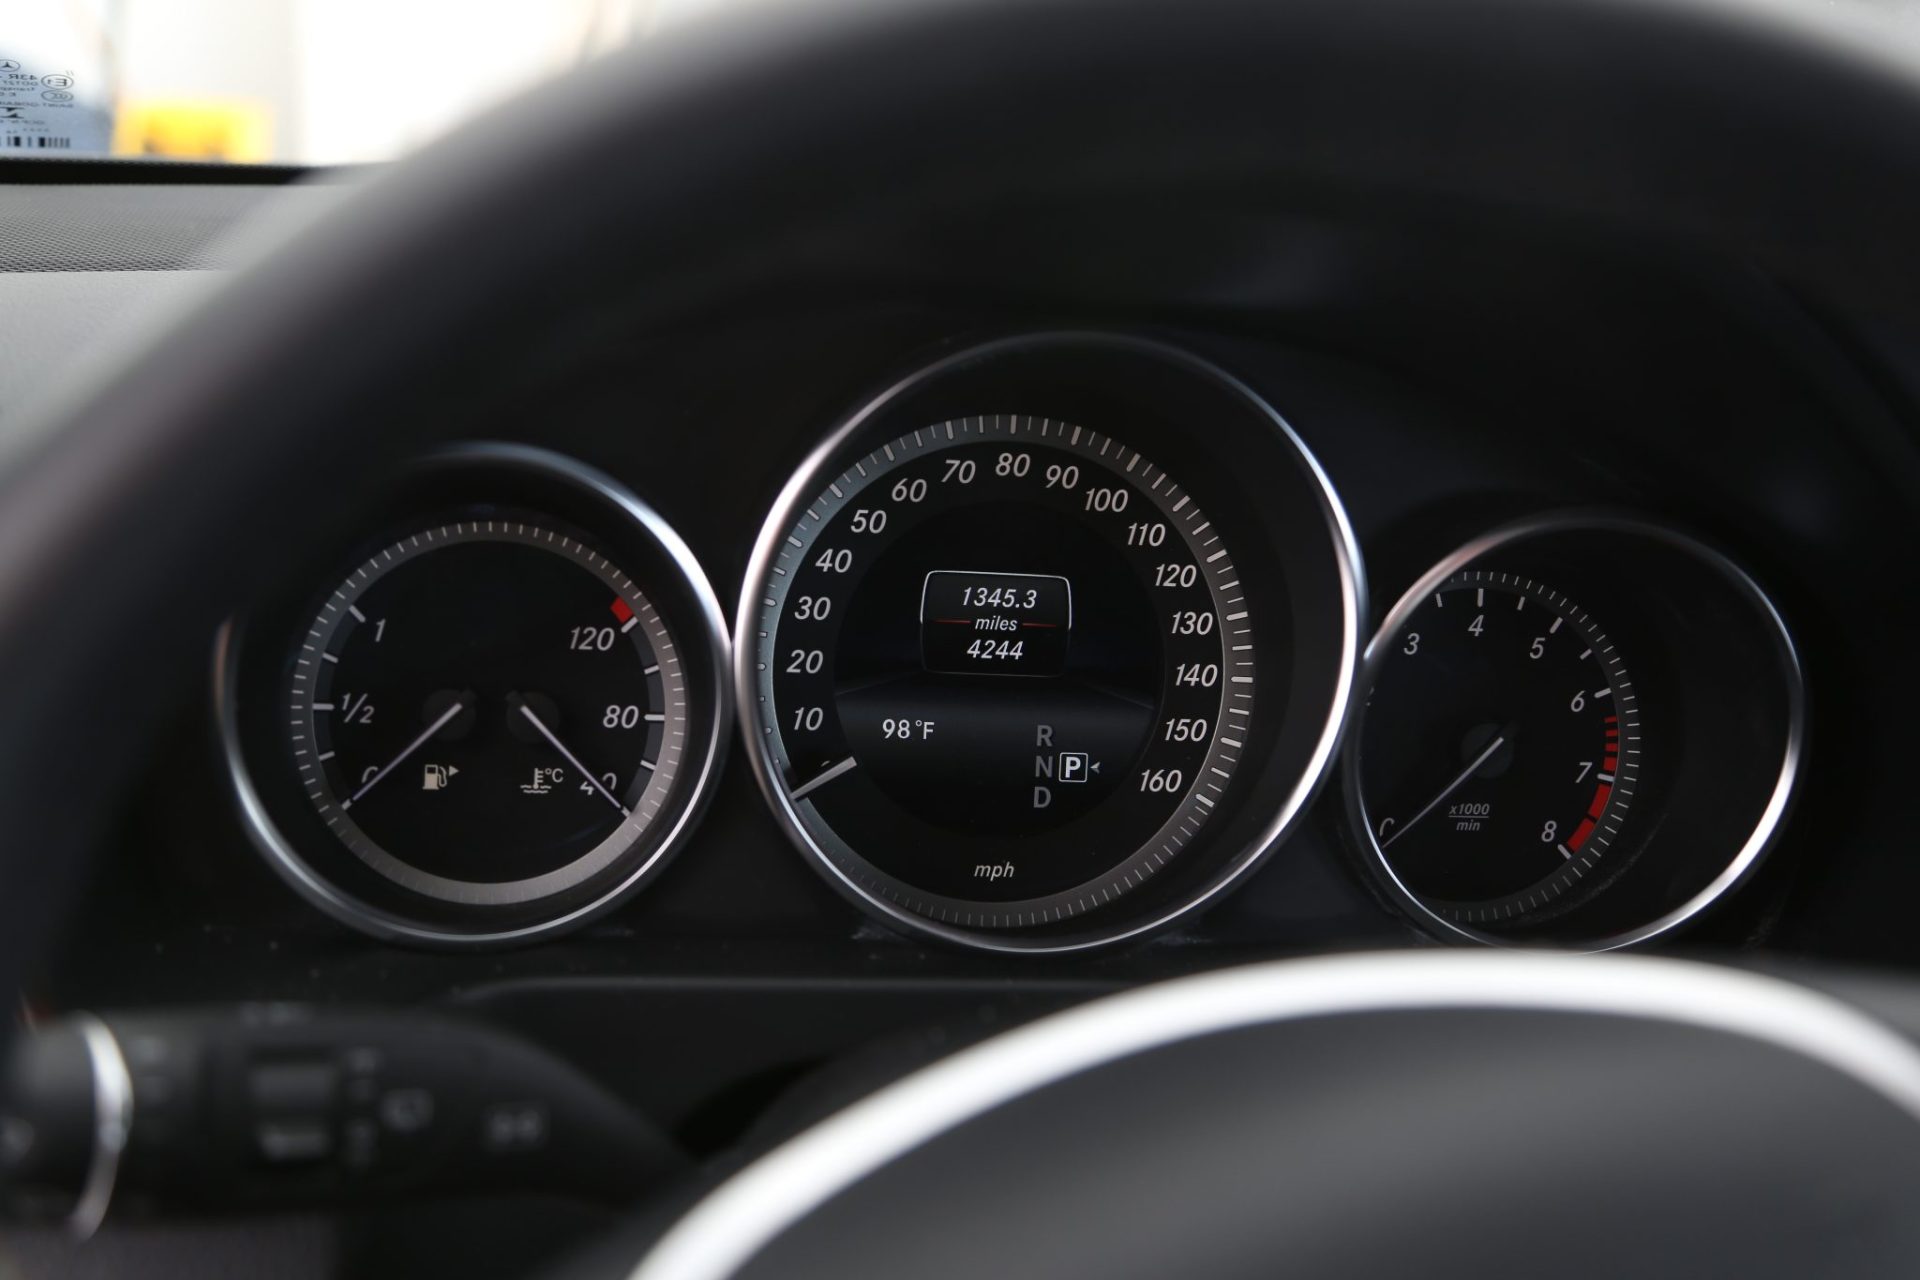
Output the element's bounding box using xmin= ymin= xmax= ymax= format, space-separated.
xmin=287 ymin=521 xmax=689 ymax=905
xmin=221 ymin=445 xmax=730 ymax=946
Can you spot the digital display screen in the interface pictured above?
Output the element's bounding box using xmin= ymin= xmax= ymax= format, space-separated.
xmin=919 ymin=570 xmax=1072 ymax=676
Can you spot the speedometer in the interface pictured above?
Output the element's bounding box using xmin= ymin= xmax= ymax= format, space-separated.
xmin=757 ymin=414 xmax=1250 ymax=925
xmin=739 ymin=336 xmax=1363 ymax=951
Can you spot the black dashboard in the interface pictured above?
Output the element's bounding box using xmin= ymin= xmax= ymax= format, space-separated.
xmin=14 ymin=164 xmax=1920 ymax=1163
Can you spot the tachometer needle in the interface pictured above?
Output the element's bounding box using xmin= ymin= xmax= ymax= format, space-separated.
xmin=344 ymin=696 xmax=468 ymax=809
xmin=1382 ymin=733 xmax=1507 ymax=849
xmin=790 ymin=756 xmax=858 ymax=801
xmin=513 ymin=697 xmax=631 ymax=816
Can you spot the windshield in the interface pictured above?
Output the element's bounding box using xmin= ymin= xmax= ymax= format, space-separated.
xmin=12 ymin=0 xmax=1920 ymax=168
xmin=4 ymin=0 xmax=737 ymax=165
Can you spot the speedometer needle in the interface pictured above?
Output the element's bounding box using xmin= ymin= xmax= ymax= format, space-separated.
xmin=344 ymin=696 xmax=468 ymax=809
xmin=512 ymin=696 xmax=631 ymax=816
xmin=1381 ymin=733 xmax=1507 ymax=849
xmin=790 ymin=755 xmax=858 ymax=801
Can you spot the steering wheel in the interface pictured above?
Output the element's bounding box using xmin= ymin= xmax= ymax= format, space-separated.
xmin=7 ymin=0 xmax=1920 ymax=1274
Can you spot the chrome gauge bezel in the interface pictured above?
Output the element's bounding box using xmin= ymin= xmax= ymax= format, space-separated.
xmin=1344 ymin=511 xmax=1806 ymax=951
xmin=753 ymin=414 xmax=1257 ymax=927
xmin=1375 ymin=568 xmax=1646 ymax=924
xmin=735 ymin=333 xmax=1365 ymax=954
xmin=284 ymin=520 xmax=689 ymax=906
xmin=216 ymin=443 xmax=731 ymax=948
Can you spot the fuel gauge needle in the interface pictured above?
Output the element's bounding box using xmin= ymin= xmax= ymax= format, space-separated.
xmin=1382 ymin=733 xmax=1507 ymax=849
xmin=344 ymin=696 xmax=468 ymax=809
xmin=512 ymin=695 xmax=630 ymax=815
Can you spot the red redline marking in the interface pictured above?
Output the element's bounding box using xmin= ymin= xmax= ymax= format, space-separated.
xmin=1603 ymin=756 xmax=1619 ymax=772
xmin=1604 ymin=714 xmax=1618 ymax=724
xmin=1021 ymin=621 xmax=1060 ymax=629
xmin=1568 ymin=817 xmax=1597 ymax=852
xmin=1588 ymin=783 xmax=1613 ymax=819
xmin=933 ymin=618 xmax=972 ymax=626
xmin=609 ymin=597 xmax=634 ymax=624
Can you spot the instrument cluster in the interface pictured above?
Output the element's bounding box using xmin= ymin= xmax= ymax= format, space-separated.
xmin=217 ymin=335 xmax=1806 ymax=954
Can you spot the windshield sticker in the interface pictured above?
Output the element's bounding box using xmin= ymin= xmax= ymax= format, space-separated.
xmin=0 ymin=56 xmax=111 ymax=155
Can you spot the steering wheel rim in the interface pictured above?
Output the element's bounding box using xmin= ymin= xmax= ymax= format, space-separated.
xmin=632 ymin=951 xmax=1920 ymax=1279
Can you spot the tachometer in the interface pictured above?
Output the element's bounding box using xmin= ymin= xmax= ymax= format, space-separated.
xmin=1356 ymin=571 xmax=1642 ymax=924
xmin=1344 ymin=513 xmax=1804 ymax=950
xmin=739 ymin=335 xmax=1364 ymax=952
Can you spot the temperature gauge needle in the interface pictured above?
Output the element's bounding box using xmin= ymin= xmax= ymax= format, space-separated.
xmin=345 ymin=696 xmax=468 ymax=809
xmin=1382 ymin=732 xmax=1507 ymax=849
xmin=512 ymin=695 xmax=630 ymax=815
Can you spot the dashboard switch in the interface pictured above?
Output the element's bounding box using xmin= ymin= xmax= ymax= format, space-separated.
xmin=1 ymin=1007 xmax=683 ymax=1224
xmin=255 ymin=1122 xmax=332 ymax=1164
xmin=482 ymin=1102 xmax=547 ymax=1153
xmin=247 ymin=1061 xmax=337 ymax=1114
xmin=378 ymin=1088 xmax=435 ymax=1135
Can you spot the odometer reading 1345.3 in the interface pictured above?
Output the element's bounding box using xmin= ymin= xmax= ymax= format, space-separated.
xmin=748 ymin=414 xmax=1253 ymax=931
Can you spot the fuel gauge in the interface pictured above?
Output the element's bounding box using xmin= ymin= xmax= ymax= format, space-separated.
xmin=219 ymin=444 xmax=730 ymax=947
xmin=287 ymin=520 xmax=687 ymax=905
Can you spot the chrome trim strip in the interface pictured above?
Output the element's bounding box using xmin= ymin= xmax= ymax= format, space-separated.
xmin=214 ymin=442 xmax=732 ymax=948
xmin=1342 ymin=511 xmax=1807 ymax=951
xmin=732 ymin=332 xmax=1365 ymax=953
xmin=69 ymin=1014 xmax=131 ymax=1240
xmin=632 ymin=952 xmax=1920 ymax=1280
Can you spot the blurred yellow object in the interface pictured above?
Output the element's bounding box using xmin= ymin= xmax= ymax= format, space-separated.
xmin=113 ymin=99 xmax=272 ymax=162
